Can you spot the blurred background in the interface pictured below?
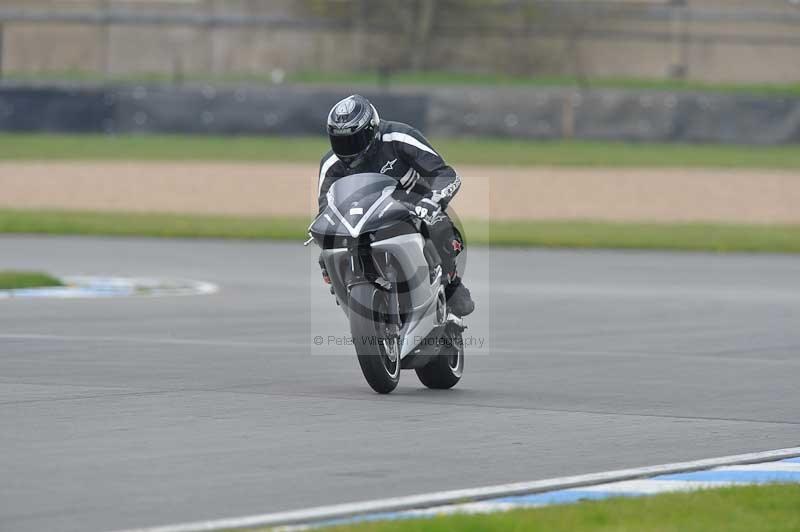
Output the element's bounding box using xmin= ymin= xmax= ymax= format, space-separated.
xmin=2 ymin=0 xmax=800 ymax=84
xmin=0 ymin=0 xmax=799 ymax=141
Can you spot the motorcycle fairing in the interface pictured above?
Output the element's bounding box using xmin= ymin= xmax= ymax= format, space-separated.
xmin=312 ymin=174 xmax=449 ymax=361
xmin=326 ymin=185 xmax=396 ymax=239
xmin=309 ymin=173 xmax=419 ymax=246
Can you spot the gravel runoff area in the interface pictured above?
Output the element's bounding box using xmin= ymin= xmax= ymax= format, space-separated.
xmin=1 ymin=162 xmax=798 ymax=223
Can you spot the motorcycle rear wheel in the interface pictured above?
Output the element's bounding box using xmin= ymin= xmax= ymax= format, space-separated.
xmin=349 ymin=283 xmax=400 ymax=394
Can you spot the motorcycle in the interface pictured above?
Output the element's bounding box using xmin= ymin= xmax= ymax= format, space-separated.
xmin=306 ymin=173 xmax=465 ymax=394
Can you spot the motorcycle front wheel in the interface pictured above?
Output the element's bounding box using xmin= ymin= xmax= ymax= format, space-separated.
xmin=349 ymin=283 xmax=400 ymax=394
xmin=415 ymin=330 xmax=464 ymax=390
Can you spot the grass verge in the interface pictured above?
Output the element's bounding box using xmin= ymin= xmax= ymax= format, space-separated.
xmin=287 ymin=71 xmax=800 ymax=97
xmin=1 ymin=209 xmax=799 ymax=254
xmin=2 ymin=134 xmax=800 ymax=168
xmin=315 ymin=484 xmax=800 ymax=532
xmin=0 ymin=270 xmax=63 ymax=290
xmin=0 ymin=210 xmax=307 ymax=241
xmin=487 ymin=220 xmax=800 ymax=253
xmin=4 ymin=70 xmax=800 ymax=97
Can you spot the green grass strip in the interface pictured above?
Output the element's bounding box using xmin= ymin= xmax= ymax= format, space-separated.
xmin=0 ymin=270 xmax=63 ymax=290
xmin=315 ymin=484 xmax=800 ymax=532
xmin=1 ymin=209 xmax=799 ymax=254
xmin=2 ymin=134 xmax=800 ymax=168
xmin=4 ymin=69 xmax=800 ymax=97
xmin=287 ymin=70 xmax=800 ymax=97
xmin=486 ymin=220 xmax=800 ymax=253
xmin=0 ymin=210 xmax=307 ymax=241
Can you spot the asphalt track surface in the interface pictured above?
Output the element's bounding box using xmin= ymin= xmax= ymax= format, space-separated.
xmin=1 ymin=236 xmax=799 ymax=532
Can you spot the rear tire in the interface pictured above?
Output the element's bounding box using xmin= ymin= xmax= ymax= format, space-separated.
xmin=415 ymin=332 xmax=464 ymax=390
xmin=349 ymin=283 xmax=400 ymax=394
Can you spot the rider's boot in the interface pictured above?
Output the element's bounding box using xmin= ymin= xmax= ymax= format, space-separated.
xmin=446 ymin=275 xmax=475 ymax=317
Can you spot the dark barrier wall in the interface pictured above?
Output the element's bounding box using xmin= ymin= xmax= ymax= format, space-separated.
xmin=427 ymin=87 xmax=800 ymax=145
xmin=0 ymin=85 xmax=428 ymax=137
xmin=0 ymin=84 xmax=798 ymax=144
xmin=0 ymin=87 xmax=112 ymax=132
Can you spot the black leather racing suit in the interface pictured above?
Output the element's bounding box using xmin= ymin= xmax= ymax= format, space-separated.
xmin=317 ymin=120 xmax=464 ymax=280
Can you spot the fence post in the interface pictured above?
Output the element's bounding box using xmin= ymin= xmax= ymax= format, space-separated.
xmin=669 ymin=0 xmax=689 ymax=79
xmin=352 ymin=0 xmax=367 ymax=72
xmin=205 ymin=0 xmax=216 ymax=77
xmin=100 ymin=0 xmax=111 ymax=80
xmin=0 ymin=24 xmax=4 ymax=80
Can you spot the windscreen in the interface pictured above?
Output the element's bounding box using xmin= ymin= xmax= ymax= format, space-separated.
xmin=327 ymin=173 xmax=397 ymax=214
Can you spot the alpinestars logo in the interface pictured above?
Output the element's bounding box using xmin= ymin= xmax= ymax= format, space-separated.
xmin=380 ymin=158 xmax=397 ymax=174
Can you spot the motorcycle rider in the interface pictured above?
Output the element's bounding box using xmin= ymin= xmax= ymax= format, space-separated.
xmin=317 ymin=94 xmax=474 ymax=317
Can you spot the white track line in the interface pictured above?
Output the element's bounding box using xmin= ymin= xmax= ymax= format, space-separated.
xmin=115 ymin=446 xmax=800 ymax=532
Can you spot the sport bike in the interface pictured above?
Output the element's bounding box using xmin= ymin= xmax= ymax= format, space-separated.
xmin=307 ymin=173 xmax=465 ymax=394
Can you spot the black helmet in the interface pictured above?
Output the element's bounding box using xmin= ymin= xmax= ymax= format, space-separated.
xmin=327 ymin=94 xmax=380 ymax=164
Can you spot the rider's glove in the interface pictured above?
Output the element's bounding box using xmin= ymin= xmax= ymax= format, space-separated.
xmin=318 ymin=257 xmax=331 ymax=285
xmin=320 ymin=264 xmax=334 ymax=295
xmin=414 ymin=197 xmax=441 ymax=223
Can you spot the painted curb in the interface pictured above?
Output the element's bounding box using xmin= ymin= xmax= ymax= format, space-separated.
xmin=115 ymin=446 xmax=800 ymax=532
xmin=0 ymin=276 xmax=218 ymax=299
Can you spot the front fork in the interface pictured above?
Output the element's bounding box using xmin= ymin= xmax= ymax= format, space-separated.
xmin=347 ymin=244 xmax=401 ymax=330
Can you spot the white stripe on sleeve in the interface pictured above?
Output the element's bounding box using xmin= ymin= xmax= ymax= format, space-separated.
xmin=318 ymin=154 xmax=339 ymax=193
xmin=399 ymin=167 xmax=414 ymax=186
xmin=382 ymin=132 xmax=438 ymax=156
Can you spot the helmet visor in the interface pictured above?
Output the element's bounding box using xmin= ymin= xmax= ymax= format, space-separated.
xmin=330 ymin=126 xmax=374 ymax=159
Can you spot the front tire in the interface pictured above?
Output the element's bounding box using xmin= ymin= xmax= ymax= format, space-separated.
xmin=349 ymin=283 xmax=400 ymax=394
xmin=415 ymin=331 xmax=464 ymax=390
